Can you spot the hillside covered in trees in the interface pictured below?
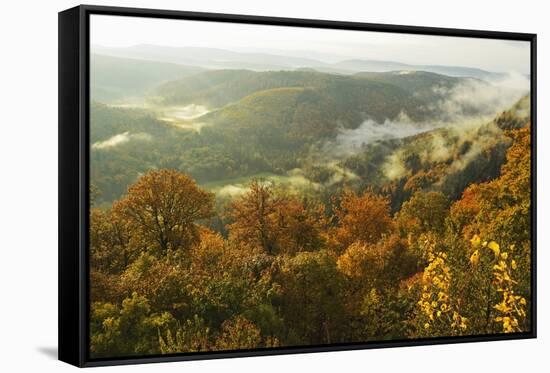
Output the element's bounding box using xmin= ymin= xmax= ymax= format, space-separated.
xmin=90 ymin=112 xmax=531 ymax=357
xmin=89 ymin=44 xmax=532 ymax=358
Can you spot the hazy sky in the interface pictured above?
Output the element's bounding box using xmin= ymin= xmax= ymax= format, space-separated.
xmin=91 ymin=15 xmax=530 ymax=73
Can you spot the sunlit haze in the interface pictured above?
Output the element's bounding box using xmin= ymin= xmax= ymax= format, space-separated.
xmin=91 ymin=14 xmax=530 ymax=73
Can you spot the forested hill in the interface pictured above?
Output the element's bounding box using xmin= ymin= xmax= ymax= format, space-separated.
xmin=154 ymin=69 xmax=466 ymax=121
xmin=341 ymin=94 xmax=531 ymax=209
xmin=352 ymin=71 xmax=463 ymax=100
xmin=89 ymin=93 xmax=529 ymax=209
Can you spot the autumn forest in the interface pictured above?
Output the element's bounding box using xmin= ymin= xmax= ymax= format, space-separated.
xmin=88 ymin=28 xmax=532 ymax=359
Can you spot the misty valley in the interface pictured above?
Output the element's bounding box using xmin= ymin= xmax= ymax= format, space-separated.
xmin=89 ymin=44 xmax=532 ymax=357
xmin=90 ymin=48 xmax=529 ymax=211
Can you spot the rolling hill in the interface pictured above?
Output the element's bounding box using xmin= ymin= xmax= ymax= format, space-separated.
xmin=154 ymin=69 xmax=470 ymax=124
xmin=91 ymin=54 xmax=205 ymax=102
xmin=352 ymin=71 xmax=464 ymax=100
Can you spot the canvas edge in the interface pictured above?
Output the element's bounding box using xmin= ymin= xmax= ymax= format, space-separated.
xmin=59 ymin=5 xmax=84 ymax=368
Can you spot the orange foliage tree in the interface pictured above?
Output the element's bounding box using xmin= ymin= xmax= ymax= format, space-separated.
xmin=226 ymin=180 xmax=325 ymax=255
xmin=112 ymin=169 xmax=215 ymax=255
xmin=331 ymin=189 xmax=393 ymax=252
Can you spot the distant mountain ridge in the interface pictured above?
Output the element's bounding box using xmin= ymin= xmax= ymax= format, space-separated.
xmin=92 ymin=44 xmax=504 ymax=80
xmin=335 ymin=59 xmax=503 ymax=80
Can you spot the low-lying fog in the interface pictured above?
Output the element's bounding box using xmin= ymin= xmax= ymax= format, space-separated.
xmin=159 ymin=104 xmax=210 ymax=121
xmin=94 ymin=72 xmax=529 ymax=198
xmin=92 ymin=131 xmax=152 ymax=149
xmin=158 ymin=104 xmax=211 ymax=132
xmin=332 ymin=72 xmax=529 ymax=157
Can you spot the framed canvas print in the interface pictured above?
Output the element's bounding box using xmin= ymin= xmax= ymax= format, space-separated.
xmin=58 ymin=5 xmax=537 ymax=367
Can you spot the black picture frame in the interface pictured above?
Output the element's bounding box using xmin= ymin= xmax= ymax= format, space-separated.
xmin=59 ymin=4 xmax=537 ymax=367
